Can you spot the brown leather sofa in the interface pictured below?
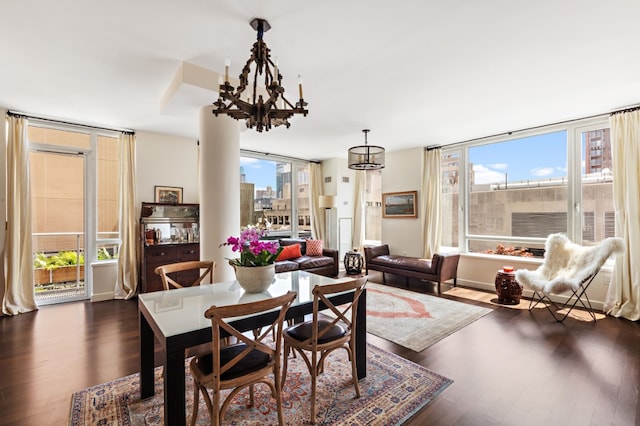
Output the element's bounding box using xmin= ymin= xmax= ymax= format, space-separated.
xmin=274 ymin=238 xmax=339 ymax=277
xmin=364 ymin=244 xmax=460 ymax=293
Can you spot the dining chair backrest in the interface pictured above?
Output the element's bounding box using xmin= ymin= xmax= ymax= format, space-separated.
xmin=189 ymin=291 xmax=297 ymax=425
xmin=281 ymin=276 xmax=367 ymax=424
xmin=205 ymin=291 xmax=297 ymax=377
xmin=310 ymin=276 xmax=367 ymax=350
xmin=154 ymin=260 xmax=215 ymax=290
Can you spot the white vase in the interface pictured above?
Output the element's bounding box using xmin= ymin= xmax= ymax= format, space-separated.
xmin=234 ymin=264 xmax=276 ymax=293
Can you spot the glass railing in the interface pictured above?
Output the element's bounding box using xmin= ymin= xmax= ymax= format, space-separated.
xmin=32 ymin=232 xmax=119 ymax=303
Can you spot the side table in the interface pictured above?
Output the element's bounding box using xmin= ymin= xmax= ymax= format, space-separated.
xmin=495 ymin=268 xmax=523 ymax=305
xmin=344 ymin=250 xmax=363 ymax=275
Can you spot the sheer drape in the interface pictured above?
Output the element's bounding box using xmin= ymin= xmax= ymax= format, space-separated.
xmin=309 ymin=163 xmax=325 ymax=240
xmin=604 ymin=109 xmax=640 ymax=320
xmin=352 ymin=170 xmax=365 ymax=252
xmin=115 ymin=133 xmax=139 ymax=299
xmin=2 ymin=116 xmax=37 ymax=315
xmin=421 ymin=148 xmax=441 ymax=259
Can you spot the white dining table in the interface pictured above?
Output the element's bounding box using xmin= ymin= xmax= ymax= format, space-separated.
xmin=138 ymin=270 xmax=367 ymax=426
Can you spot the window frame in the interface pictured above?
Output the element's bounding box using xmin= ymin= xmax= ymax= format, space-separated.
xmin=442 ymin=114 xmax=611 ymax=255
xmin=239 ymin=150 xmax=310 ymax=238
xmin=28 ymin=120 xmax=122 ymax=265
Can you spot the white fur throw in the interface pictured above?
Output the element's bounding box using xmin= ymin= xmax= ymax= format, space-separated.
xmin=515 ymin=233 xmax=625 ymax=294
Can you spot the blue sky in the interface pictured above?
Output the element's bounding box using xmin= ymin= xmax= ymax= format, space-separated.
xmin=469 ymin=131 xmax=568 ymax=184
xmin=240 ymin=157 xmax=276 ymax=190
xmin=241 ymin=131 xmax=571 ymax=189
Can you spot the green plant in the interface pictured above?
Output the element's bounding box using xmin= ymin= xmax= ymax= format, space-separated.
xmin=33 ymin=252 xmax=48 ymax=269
xmin=97 ymin=248 xmax=112 ymax=261
xmin=33 ymin=251 xmax=85 ymax=270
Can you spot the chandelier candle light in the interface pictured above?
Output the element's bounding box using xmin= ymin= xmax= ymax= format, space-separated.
xmin=213 ymin=18 xmax=308 ymax=132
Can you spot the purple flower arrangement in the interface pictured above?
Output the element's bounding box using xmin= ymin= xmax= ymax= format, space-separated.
xmin=221 ymin=226 xmax=283 ymax=267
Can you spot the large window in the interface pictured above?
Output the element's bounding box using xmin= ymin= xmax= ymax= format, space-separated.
xmin=441 ymin=151 xmax=461 ymax=248
xmin=29 ymin=122 xmax=121 ymax=304
xmin=581 ymin=127 xmax=613 ymax=243
xmin=96 ymin=134 xmax=121 ymax=259
xmin=240 ymin=153 xmax=310 ymax=237
xmin=441 ymin=117 xmax=613 ymax=257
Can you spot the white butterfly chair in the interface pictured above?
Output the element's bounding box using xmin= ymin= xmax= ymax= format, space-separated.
xmin=515 ymin=233 xmax=624 ymax=322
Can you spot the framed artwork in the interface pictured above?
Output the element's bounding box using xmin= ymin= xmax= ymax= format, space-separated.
xmin=382 ymin=191 xmax=418 ymax=218
xmin=154 ymin=186 xmax=183 ymax=204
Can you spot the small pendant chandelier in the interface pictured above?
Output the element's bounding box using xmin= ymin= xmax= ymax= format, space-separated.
xmin=348 ymin=129 xmax=385 ymax=170
xmin=212 ymin=18 xmax=308 ymax=132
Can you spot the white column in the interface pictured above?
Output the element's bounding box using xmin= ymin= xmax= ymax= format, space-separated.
xmin=199 ymin=106 xmax=240 ymax=281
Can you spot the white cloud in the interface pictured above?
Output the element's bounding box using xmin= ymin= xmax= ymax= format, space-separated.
xmin=473 ymin=164 xmax=506 ymax=184
xmin=530 ymin=167 xmax=554 ymax=177
xmin=488 ymin=163 xmax=508 ymax=171
xmin=240 ymin=157 xmax=261 ymax=168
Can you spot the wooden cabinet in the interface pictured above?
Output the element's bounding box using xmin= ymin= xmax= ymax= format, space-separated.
xmin=139 ymin=202 xmax=200 ymax=293
xmin=141 ymin=243 xmax=199 ymax=293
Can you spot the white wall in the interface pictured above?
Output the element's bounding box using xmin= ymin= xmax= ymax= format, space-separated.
xmin=321 ymin=157 xmax=359 ymax=257
xmin=381 ymin=147 xmax=423 ymax=257
xmin=91 ymin=260 xmax=118 ymax=302
xmin=135 ymin=131 xmax=199 ymax=204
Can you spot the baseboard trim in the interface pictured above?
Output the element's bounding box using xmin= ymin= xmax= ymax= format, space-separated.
xmin=91 ymin=291 xmax=115 ymax=302
xmin=455 ymin=279 xmax=605 ymax=311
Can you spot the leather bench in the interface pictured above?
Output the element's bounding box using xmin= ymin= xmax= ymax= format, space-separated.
xmin=364 ymin=244 xmax=460 ymax=293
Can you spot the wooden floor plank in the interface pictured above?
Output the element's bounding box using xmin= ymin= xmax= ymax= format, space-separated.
xmin=0 ymin=272 xmax=638 ymax=425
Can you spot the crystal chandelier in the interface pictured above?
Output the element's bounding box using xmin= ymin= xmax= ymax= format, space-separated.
xmin=348 ymin=129 xmax=385 ymax=170
xmin=212 ymin=18 xmax=308 ymax=132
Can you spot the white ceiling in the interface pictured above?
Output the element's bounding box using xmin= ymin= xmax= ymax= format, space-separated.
xmin=1 ymin=1 xmax=639 ymax=161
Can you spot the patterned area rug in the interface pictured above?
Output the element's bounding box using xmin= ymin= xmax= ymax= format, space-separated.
xmin=367 ymin=283 xmax=493 ymax=351
xmin=69 ymin=343 xmax=452 ymax=425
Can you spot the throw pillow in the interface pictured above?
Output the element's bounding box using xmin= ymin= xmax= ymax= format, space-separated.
xmin=305 ymin=239 xmax=324 ymax=256
xmin=276 ymin=243 xmax=302 ymax=261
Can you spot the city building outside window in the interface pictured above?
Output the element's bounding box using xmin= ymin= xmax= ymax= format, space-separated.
xmin=440 ymin=117 xmax=613 ymax=257
xmin=29 ymin=123 xmax=121 ymax=304
xmin=240 ymin=154 xmax=310 ymax=238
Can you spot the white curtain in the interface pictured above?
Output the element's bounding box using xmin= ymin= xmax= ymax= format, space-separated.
xmin=604 ymin=109 xmax=640 ymax=320
xmin=2 ymin=115 xmax=37 ymax=315
xmin=352 ymin=170 xmax=365 ymax=252
xmin=309 ymin=163 xmax=325 ymax=240
xmin=115 ymin=133 xmax=139 ymax=299
xmin=421 ymin=148 xmax=442 ymax=259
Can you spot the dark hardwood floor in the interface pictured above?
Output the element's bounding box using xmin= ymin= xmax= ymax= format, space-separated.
xmin=1 ymin=271 xmax=638 ymax=425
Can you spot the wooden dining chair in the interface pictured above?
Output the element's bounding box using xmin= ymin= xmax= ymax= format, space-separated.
xmin=155 ymin=260 xmax=219 ymax=354
xmin=189 ymin=291 xmax=297 ymax=426
xmin=154 ymin=260 xmax=215 ymax=290
xmin=281 ymin=276 xmax=367 ymax=424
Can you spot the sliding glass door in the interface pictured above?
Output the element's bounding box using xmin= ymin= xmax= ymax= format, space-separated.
xmin=31 ymin=149 xmax=88 ymax=304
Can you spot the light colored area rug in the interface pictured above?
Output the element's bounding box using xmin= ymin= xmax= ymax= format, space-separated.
xmin=68 ymin=343 xmax=452 ymax=425
xmin=367 ymin=283 xmax=492 ymax=352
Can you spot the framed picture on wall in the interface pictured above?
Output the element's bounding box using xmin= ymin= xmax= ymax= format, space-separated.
xmin=154 ymin=186 xmax=183 ymax=204
xmin=382 ymin=191 xmax=417 ymax=218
